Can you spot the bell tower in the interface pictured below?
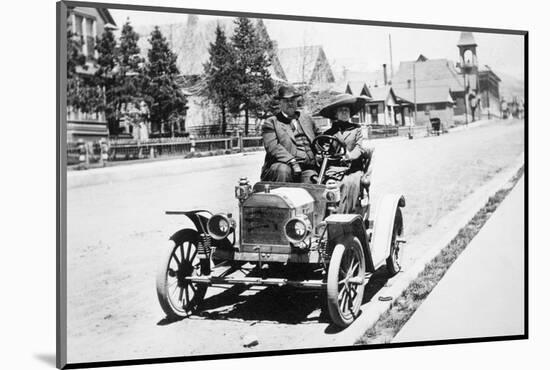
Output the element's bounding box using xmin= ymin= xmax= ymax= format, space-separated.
xmin=457 ymin=32 xmax=478 ymax=74
xmin=457 ymin=32 xmax=480 ymax=121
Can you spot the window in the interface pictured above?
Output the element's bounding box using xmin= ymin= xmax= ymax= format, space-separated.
xmin=74 ymin=15 xmax=83 ymax=36
xmin=370 ymin=106 xmax=378 ymax=124
xmin=72 ymin=13 xmax=96 ymax=59
xmin=85 ymin=18 xmax=95 ymax=58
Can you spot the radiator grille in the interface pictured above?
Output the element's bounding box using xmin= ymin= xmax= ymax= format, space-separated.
xmin=242 ymin=207 xmax=290 ymax=245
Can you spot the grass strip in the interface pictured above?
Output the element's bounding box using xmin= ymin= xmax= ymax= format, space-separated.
xmin=356 ymin=166 xmax=525 ymax=344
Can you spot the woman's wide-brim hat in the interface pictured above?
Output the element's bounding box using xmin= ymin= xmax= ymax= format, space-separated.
xmin=317 ymin=93 xmax=371 ymax=119
xmin=274 ymin=85 xmax=302 ymax=100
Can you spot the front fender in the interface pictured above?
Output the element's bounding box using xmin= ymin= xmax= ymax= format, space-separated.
xmin=165 ymin=209 xmax=212 ymax=235
xmin=165 ymin=210 xmax=235 ymax=250
xmin=325 ymin=213 xmax=375 ymax=272
xmin=370 ymin=194 xmax=405 ymax=268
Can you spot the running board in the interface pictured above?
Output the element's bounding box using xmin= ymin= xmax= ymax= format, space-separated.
xmin=185 ymin=272 xmax=374 ymax=289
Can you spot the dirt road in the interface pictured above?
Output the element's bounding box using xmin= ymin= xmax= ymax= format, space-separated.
xmin=66 ymin=119 xmax=524 ymax=363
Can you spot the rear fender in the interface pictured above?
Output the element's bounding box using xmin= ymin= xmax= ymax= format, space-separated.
xmin=370 ymin=194 xmax=405 ymax=268
xmin=325 ymin=213 xmax=375 ymax=272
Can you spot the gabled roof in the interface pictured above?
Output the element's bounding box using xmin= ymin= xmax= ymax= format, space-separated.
xmin=345 ymin=81 xmax=371 ymax=97
xmin=392 ymin=58 xmax=465 ymax=92
xmin=277 ymin=45 xmax=334 ymax=85
xmin=457 ymin=32 xmax=477 ymax=47
xmin=136 ymin=18 xmax=222 ymax=76
xmin=394 ymin=86 xmax=454 ymax=105
xmin=417 ymin=54 xmax=428 ymax=62
xmin=136 ymin=16 xmax=285 ymax=79
xmin=367 ymin=86 xmax=398 ymax=105
xmin=330 ymin=81 xmax=348 ymax=94
xmin=97 ymin=8 xmax=116 ymax=26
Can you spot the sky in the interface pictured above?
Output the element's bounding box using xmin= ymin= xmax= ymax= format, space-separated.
xmin=109 ymin=8 xmax=525 ymax=80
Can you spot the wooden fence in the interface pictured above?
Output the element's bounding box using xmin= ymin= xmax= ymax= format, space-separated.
xmin=67 ymin=125 xmax=436 ymax=167
xmin=107 ymin=135 xmax=263 ymax=162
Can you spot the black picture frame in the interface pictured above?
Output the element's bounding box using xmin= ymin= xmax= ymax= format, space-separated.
xmin=57 ymin=1 xmax=528 ymax=368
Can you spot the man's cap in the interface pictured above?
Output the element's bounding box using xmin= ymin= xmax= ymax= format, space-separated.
xmin=274 ymin=85 xmax=302 ymax=100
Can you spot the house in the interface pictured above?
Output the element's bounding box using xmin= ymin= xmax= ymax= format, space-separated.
xmin=364 ymin=86 xmax=401 ymax=126
xmin=392 ymin=56 xmax=465 ymax=118
xmin=479 ymin=66 xmax=502 ymax=118
xmin=66 ymin=6 xmax=116 ymax=142
xmin=394 ymin=86 xmax=455 ymax=126
xmin=391 ymin=32 xmax=500 ymax=123
xmin=277 ymin=45 xmax=335 ymax=89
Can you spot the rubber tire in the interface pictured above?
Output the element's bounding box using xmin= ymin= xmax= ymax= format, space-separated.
xmin=386 ymin=208 xmax=404 ymax=276
xmin=326 ymin=237 xmax=366 ymax=328
xmin=156 ymin=229 xmax=207 ymax=319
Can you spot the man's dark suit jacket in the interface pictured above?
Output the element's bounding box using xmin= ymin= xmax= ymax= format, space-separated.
xmin=260 ymin=111 xmax=317 ymax=178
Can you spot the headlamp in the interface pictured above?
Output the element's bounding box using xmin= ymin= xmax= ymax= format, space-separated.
xmin=207 ymin=213 xmax=234 ymax=240
xmin=284 ymin=216 xmax=312 ymax=244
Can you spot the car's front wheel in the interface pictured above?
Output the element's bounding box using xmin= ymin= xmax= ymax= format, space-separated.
xmin=156 ymin=229 xmax=208 ymax=319
xmin=326 ymin=237 xmax=366 ymax=328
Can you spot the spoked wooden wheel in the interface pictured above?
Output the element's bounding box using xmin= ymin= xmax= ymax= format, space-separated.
xmin=156 ymin=229 xmax=208 ymax=318
xmin=326 ymin=237 xmax=366 ymax=328
xmin=386 ymin=208 xmax=404 ymax=276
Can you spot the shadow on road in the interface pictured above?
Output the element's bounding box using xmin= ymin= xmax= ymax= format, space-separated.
xmin=157 ymin=316 xmax=184 ymax=326
xmin=198 ymin=285 xmax=326 ymax=324
xmin=362 ymin=267 xmax=391 ymax=304
xmin=157 ymin=265 xmax=391 ymax=328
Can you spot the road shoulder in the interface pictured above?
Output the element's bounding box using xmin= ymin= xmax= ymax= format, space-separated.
xmin=393 ymin=175 xmax=525 ymax=342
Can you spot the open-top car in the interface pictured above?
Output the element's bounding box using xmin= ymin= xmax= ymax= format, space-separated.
xmin=156 ymin=135 xmax=406 ymax=328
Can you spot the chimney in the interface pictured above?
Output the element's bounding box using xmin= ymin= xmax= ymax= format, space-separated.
xmin=383 ymin=64 xmax=388 ymax=86
xmin=407 ymin=79 xmax=411 ymax=89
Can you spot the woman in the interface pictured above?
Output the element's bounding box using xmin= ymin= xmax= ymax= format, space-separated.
xmin=317 ymin=94 xmax=373 ymax=214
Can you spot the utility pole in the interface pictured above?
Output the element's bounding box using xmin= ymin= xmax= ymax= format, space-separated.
xmin=413 ymin=62 xmax=417 ymax=124
xmin=389 ymin=34 xmax=394 ymax=79
xmin=487 ymin=89 xmax=491 ymax=119
xmin=463 ymin=72 xmax=468 ymax=125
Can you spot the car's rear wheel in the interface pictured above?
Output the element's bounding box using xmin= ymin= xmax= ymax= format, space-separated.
xmin=156 ymin=229 xmax=208 ymax=319
xmin=386 ymin=208 xmax=404 ymax=276
xmin=326 ymin=237 xmax=366 ymax=328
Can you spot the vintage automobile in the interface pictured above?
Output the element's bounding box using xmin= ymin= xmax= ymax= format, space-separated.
xmin=156 ymin=135 xmax=406 ymax=328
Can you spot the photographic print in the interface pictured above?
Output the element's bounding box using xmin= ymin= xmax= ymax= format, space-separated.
xmin=57 ymin=1 xmax=527 ymax=368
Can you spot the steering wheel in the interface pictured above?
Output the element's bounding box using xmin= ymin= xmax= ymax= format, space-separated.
xmin=312 ymin=135 xmax=347 ymax=161
xmin=311 ymin=135 xmax=349 ymax=184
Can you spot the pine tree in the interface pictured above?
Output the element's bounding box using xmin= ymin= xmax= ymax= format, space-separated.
xmin=230 ymin=17 xmax=274 ymax=135
xmin=116 ymin=19 xmax=144 ymax=120
xmin=144 ymin=26 xmax=187 ymax=134
xmin=95 ymin=26 xmax=118 ymax=134
xmin=203 ymin=24 xmax=238 ymax=134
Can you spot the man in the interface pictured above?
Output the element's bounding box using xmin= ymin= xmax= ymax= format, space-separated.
xmin=260 ymin=86 xmax=318 ymax=183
